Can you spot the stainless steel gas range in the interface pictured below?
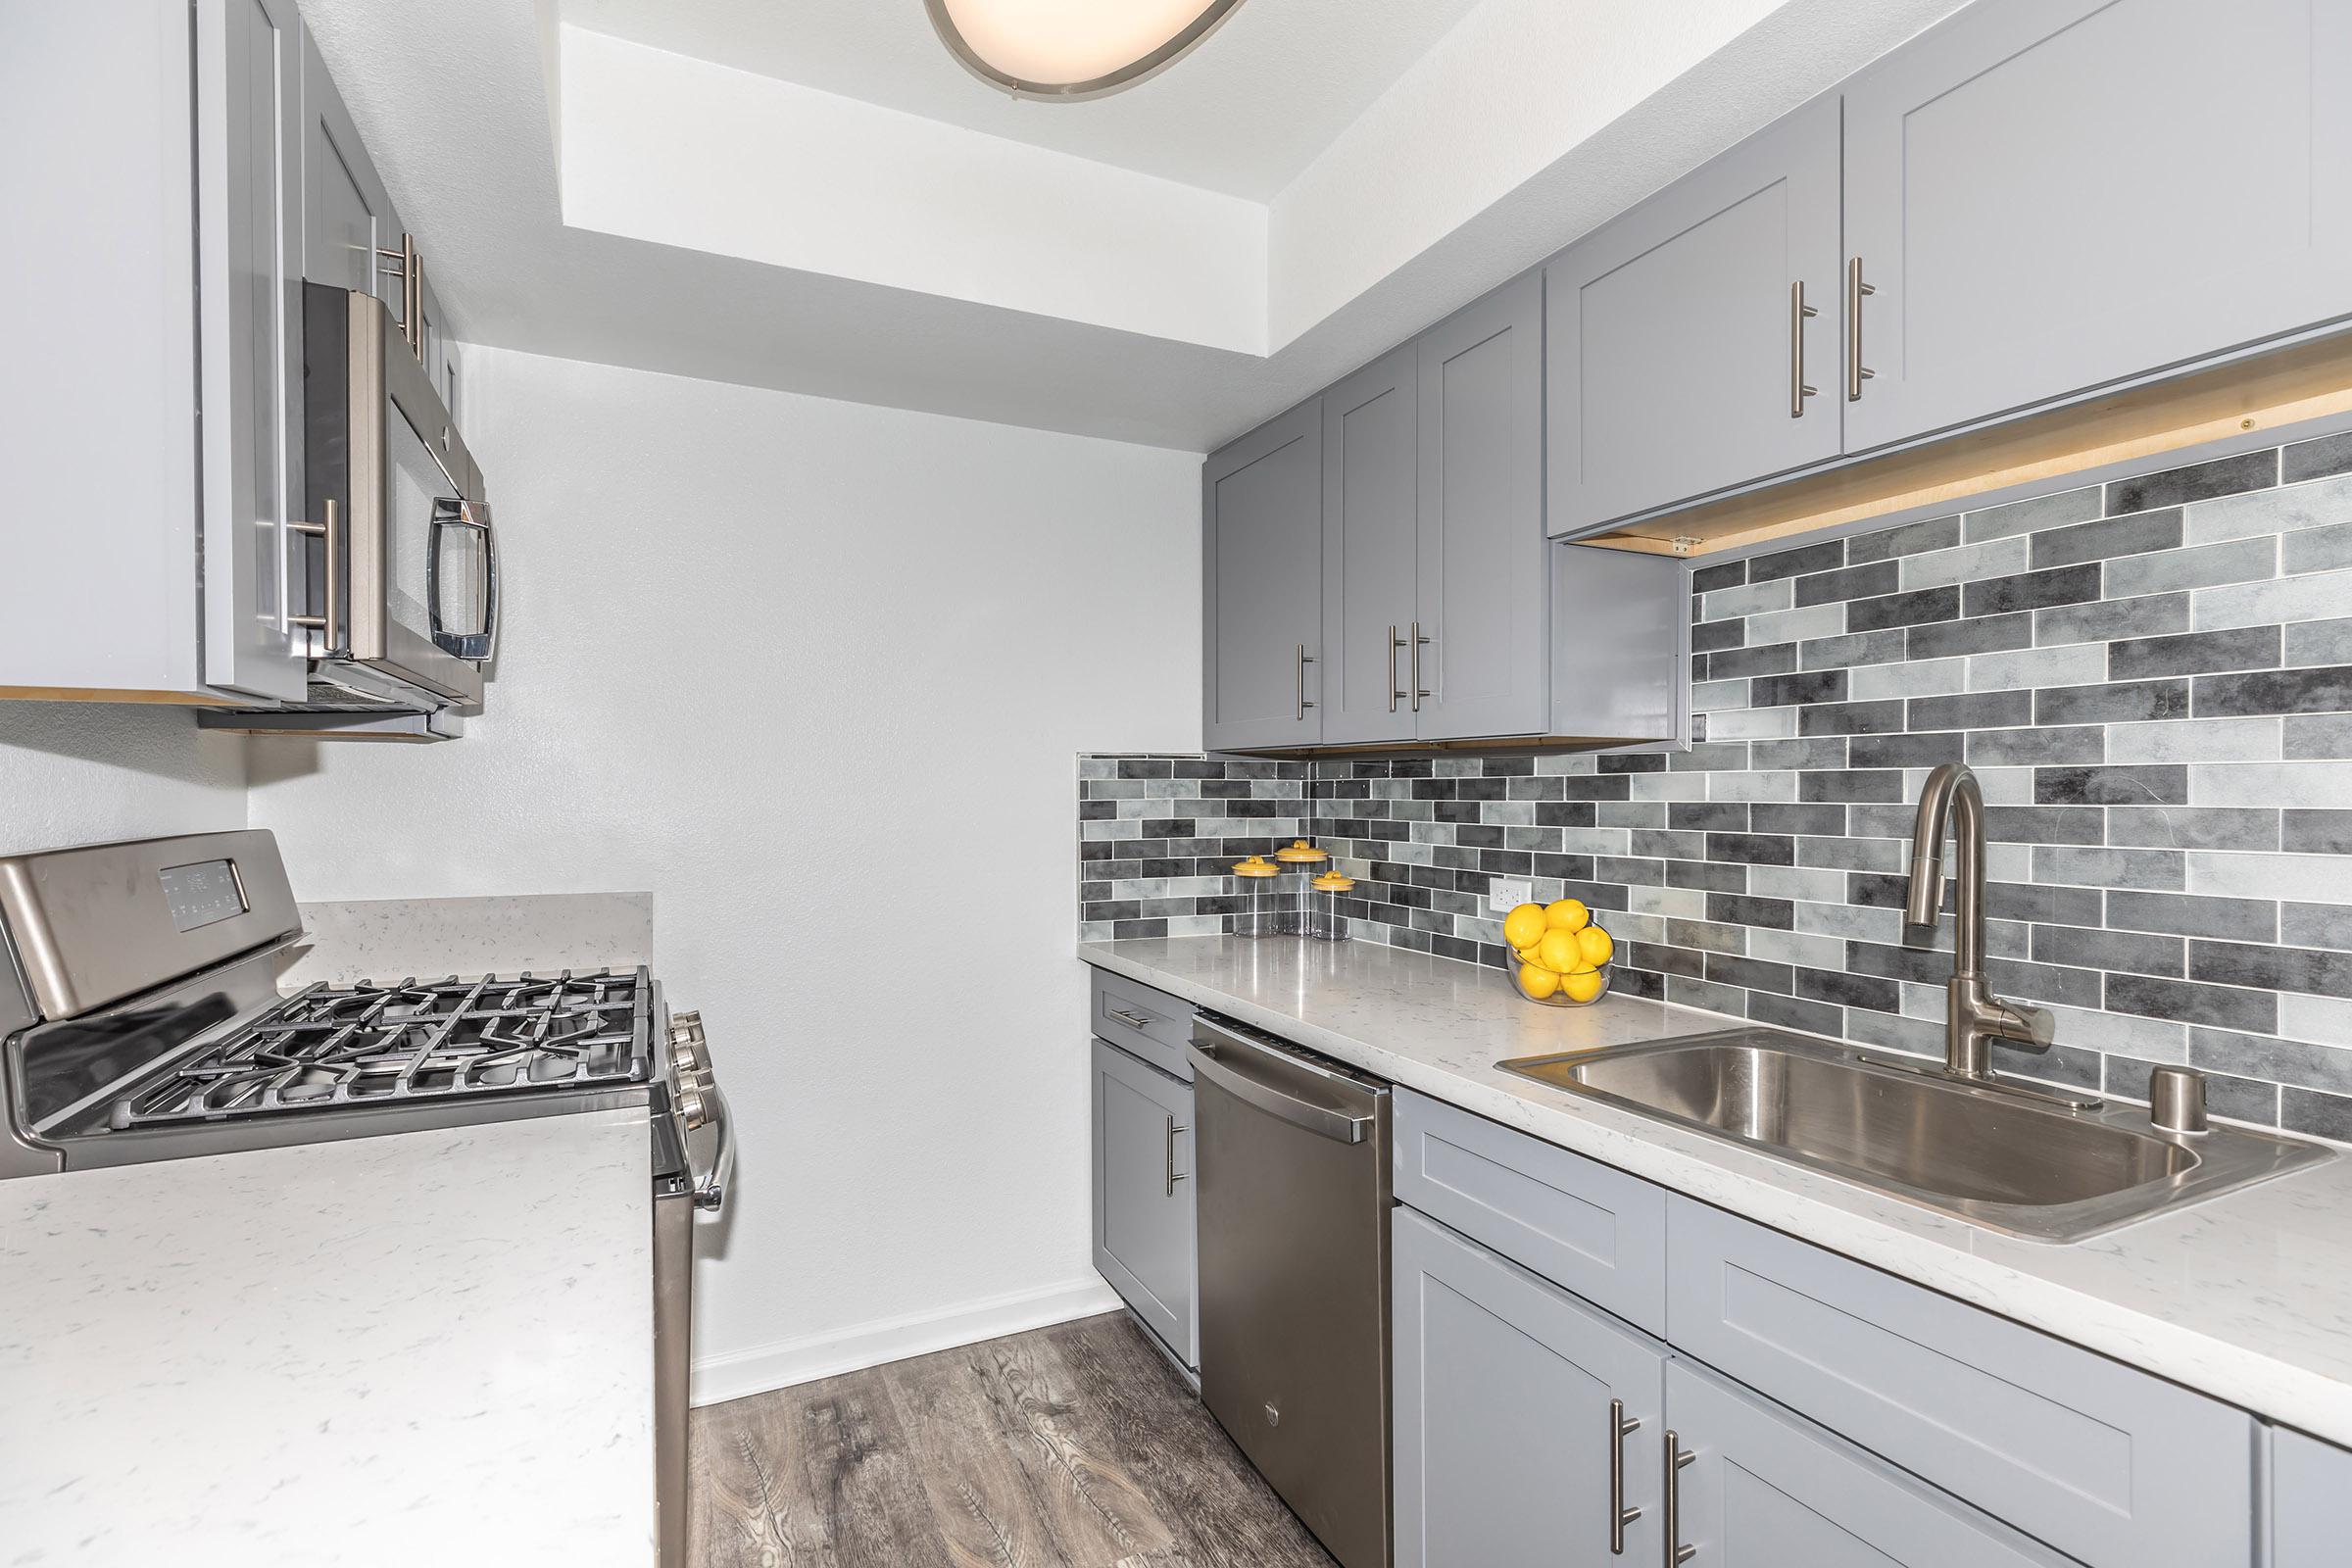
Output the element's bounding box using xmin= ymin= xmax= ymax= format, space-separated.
xmin=0 ymin=828 xmax=728 ymax=1568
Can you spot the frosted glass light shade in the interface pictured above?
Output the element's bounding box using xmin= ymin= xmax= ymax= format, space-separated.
xmin=925 ymin=0 xmax=1245 ymax=100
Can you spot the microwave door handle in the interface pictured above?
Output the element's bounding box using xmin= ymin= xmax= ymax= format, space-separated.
xmin=426 ymin=500 xmax=498 ymax=662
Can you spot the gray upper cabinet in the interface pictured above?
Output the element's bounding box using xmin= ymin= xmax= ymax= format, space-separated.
xmin=1393 ymin=1205 xmax=1666 ymax=1568
xmin=1320 ymin=347 xmax=1420 ymax=746
xmin=2 ymin=0 xmax=309 ymax=702
xmin=1203 ymin=404 xmax=1324 ymax=750
xmin=1415 ymin=272 xmax=1548 ymax=740
xmin=1092 ymin=1039 xmax=1197 ymax=1368
xmin=1842 ymin=0 xmax=2352 ymax=452
xmin=300 ymin=29 xmax=394 ymax=301
xmin=196 ymin=0 xmax=308 ymax=702
xmin=1665 ymin=1361 xmax=2070 ymax=1568
xmin=1546 ymin=94 xmax=1842 ymax=536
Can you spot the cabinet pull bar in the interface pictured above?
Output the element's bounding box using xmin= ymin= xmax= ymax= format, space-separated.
xmin=1789 ymin=280 xmax=1819 ymax=418
xmin=1387 ymin=624 xmax=1403 ymax=712
xmin=1609 ymin=1397 xmax=1642 ymax=1554
xmin=1295 ymin=645 xmax=1317 ymax=719
xmin=1847 ymin=256 xmax=1877 ymax=401
xmin=1663 ymin=1430 xmax=1695 ymax=1566
xmin=1411 ymin=621 xmax=1431 ymax=712
xmin=1106 ymin=1007 xmax=1152 ymax=1030
xmin=1163 ymin=1116 xmax=1188 ymax=1196
xmin=283 ymin=498 xmax=340 ymax=655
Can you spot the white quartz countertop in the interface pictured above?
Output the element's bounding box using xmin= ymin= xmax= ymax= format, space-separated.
xmin=1083 ymin=935 xmax=2352 ymax=1446
xmin=0 ymin=1108 xmax=656 ymax=1568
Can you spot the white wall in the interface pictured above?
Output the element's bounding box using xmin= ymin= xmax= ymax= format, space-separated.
xmin=247 ymin=347 xmax=1203 ymax=1396
xmin=0 ymin=706 xmax=246 ymax=856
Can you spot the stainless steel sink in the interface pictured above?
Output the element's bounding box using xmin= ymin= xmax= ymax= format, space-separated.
xmin=1498 ymin=1029 xmax=2329 ymax=1242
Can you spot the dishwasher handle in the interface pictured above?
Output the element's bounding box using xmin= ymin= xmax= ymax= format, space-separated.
xmin=1188 ymin=1024 xmax=1378 ymax=1146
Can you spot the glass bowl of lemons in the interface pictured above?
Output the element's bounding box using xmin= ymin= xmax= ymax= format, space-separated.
xmin=1499 ymin=898 xmax=1615 ymax=1007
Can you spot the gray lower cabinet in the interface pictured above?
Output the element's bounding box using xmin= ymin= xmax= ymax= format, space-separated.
xmin=2272 ymin=1427 xmax=2352 ymax=1567
xmin=1842 ymin=0 xmax=2352 ymax=452
xmin=1091 ymin=1038 xmax=1196 ymax=1368
xmin=1545 ymin=93 xmax=1842 ymax=536
xmin=1414 ymin=272 xmax=1548 ymax=741
xmin=1668 ymin=1194 xmax=2252 ymax=1568
xmin=1202 ymin=403 xmax=1324 ymax=750
xmin=1391 ymin=1090 xmax=2264 ymax=1568
xmin=1393 ymin=1204 xmax=1666 ymax=1568
xmin=1320 ymin=346 xmax=1420 ymax=746
xmin=1665 ymin=1360 xmax=2069 ymax=1567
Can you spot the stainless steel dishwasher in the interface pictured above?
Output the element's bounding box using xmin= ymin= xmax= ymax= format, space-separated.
xmin=1189 ymin=1012 xmax=1393 ymax=1568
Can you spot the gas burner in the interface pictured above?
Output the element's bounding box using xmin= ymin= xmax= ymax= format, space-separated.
xmin=104 ymin=969 xmax=652 ymax=1131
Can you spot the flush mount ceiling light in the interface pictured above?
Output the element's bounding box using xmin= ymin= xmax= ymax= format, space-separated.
xmin=924 ymin=0 xmax=1246 ymax=101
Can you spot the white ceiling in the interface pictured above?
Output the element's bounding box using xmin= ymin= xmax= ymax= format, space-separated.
xmin=559 ymin=0 xmax=1489 ymax=200
xmin=298 ymin=0 xmax=1971 ymax=452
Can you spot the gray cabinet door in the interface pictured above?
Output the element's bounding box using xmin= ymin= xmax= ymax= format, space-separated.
xmin=1092 ymin=1040 xmax=1196 ymax=1367
xmin=300 ymin=27 xmax=395 ymax=300
xmin=1202 ymin=403 xmax=1323 ymax=750
xmin=1546 ymin=95 xmax=1842 ymax=536
xmin=1842 ymin=0 xmax=2352 ymax=451
xmin=1393 ymin=1205 xmax=1667 ymax=1568
xmin=1319 ymin=345 xmax=1419 ymax=746
xmin=1416 ymin=271 xmax=1549 ymax=740
xmin=1665 ymin=1360 xmax=2069 ymax=1568
xmin=2273 ymin=1427 xmax=2352 ymax=1568
xmin=195 ymin=0 xmax=307 ymax=701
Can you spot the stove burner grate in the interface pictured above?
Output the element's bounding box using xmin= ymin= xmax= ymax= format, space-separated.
xmin=107 ymin=968 xmax=651 ymax=1131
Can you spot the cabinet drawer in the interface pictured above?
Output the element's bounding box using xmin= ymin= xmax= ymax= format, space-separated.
xmin=1394 ymin=1089 xmax=1667 ymax=1334
xmin=1667 ymin=1195 xmax=2253 ymax=1568
xmin=1090 ymin=968 xmax=1192 ymax=1081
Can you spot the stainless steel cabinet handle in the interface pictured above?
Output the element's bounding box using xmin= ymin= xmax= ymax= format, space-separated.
xmin=1609 ymin=1397 xmax=1643 ymax=1554
xmin=285 ymin=497 xmax=340 ymax=654
xmin=1664 ymin=1430 xmax=1695 ymax=1566
xmin=1387 ymin=624 xmax=1404 ymax=712
xmin=1847 ymin=256 xmax=1877 ymax=401
xmin=1295 ymin=644 xmax=1318 ymax=720
xmin=1163 ymin=1115 xmax=1189 ymax=1196
xmin=1106 ymin=1006 xmax=1153 ymax=1030
xmin=1410 ymin=620 xmax=1431 ymax=712
xmin=375 ymin=233 xmax=423 ymax=361
xmin=1789 ymin=280 xmax=1819 ymax=418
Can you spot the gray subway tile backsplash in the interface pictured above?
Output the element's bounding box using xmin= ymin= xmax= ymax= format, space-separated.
xmin=1079 ymin=429 xmax=2352 ymax=1130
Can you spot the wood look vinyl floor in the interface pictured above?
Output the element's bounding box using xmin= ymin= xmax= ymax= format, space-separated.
xmin=689 ymin=1311 xmax=1340 ymax=1568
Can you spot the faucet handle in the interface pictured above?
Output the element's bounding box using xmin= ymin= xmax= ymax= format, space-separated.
xmin=1996 ymin=1001 xmax=2056 ymax=1052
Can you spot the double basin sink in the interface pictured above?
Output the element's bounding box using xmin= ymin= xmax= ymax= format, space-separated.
xmin=1499 ymin=1029 xmax=2328 ymax=1242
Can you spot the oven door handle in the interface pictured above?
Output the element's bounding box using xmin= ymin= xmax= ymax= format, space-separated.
xmin=1188 ymin=1038 xmax=1373 ymax=1145
xmin=691 ymin=1080 xmax=734 ymax=1215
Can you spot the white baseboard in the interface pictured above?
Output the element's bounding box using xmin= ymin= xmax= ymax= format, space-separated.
xmin=689 ymin=1276 xmax=1124 ymax=1407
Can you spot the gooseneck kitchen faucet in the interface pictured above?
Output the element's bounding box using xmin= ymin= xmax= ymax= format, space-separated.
xmin=1905 ymin=762 xmax=2056 ymax=1082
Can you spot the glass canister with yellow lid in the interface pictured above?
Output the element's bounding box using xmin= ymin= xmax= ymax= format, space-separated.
xmin=1306 ymin=869 xmax=1354 ymax=942
xmin=1229 ymin=855 xmax=1284 ymax=938
xmin=1272 ymin=840 xmax=1327 ymax=937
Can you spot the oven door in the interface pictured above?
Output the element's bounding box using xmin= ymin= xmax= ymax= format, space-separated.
xmin=307 ymin=285 xmax=497 ymax=705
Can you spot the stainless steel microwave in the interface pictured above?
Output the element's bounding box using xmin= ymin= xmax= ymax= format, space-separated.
xmin=294 ymin=282 xmax=498 ymax=710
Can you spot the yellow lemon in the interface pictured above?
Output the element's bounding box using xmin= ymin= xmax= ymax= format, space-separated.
xmin=1576 ymin=925 xmax=1614 ymax=968
xmin=1501 ymin=903 xmax=1548 ymax=951
xmin=1537 ymin=928 xmax=1582 ymax=973
xmin=1514 ymin=944 xmax=1543 ymax=964
xmin=1518 ymin=963 xmax=1561 ymax=1001
xmin=1560 ymin=968 xmax=1606 ymax=1004
xmin=1544 ymin=898 xmax=1590 ymax=932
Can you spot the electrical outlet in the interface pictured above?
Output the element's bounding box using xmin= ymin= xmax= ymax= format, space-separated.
xmin=1488 ymin=878 xmax=1533 ymax=912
